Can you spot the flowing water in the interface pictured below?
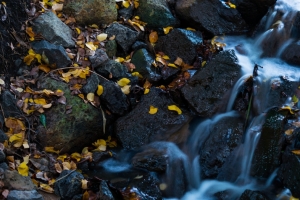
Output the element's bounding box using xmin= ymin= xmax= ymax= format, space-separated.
xmin=93 ymin=0 xmax=300 ymax=199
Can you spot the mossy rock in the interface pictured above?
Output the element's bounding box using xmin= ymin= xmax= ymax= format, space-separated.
xmin=37 ymin=77 xmax=104 ymax=153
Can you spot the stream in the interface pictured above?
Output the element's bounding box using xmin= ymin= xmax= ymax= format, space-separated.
xmin=91 ymin=0 xmax=300 ymax=199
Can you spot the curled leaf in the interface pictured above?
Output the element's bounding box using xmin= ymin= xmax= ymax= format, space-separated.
xmin=163 ymin=26 xmax=173 ymax=34
xmin=71 ymin=152 xmax=82 ymax=162
xmin=168 ymin=105 xmax=182 ymax=114
xmin=117 ymin=78 xmax=130 ymax=87
xmin=149 ymin=105 xmax=158 ymax=114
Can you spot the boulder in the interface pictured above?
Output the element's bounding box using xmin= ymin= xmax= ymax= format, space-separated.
xmin=89 ymin=49 xmax=109 ymax=68
xmin=280 ymin=41 xmax=300 ymax=66
xmin=180 ymin=50 xmax=241 ymax=117
xmin=155 ymin=28 xmax=203 ymax=65
xmin=54 ymin=170 xmax=84 ymax=199
xmin=105 ymin=23 xmax=139 ymax=53
xmin=175 ymin=0 xmax=249 ymax=35
xmin=32 ymin=11 xmax=74 ymax=48
xmin=0 ymin=90 xmax=22 ymax=118
xmin=63 ymin=0 xmax=117 ymax=25
xmin=135 ymin=0 xmax=178 ymax=28
xmin=131 ymin=48 xmax=161 ymax=82
xmin=105 ymin=40 xmax=117 ymax=58
xmin=7 ymin=190 xmax=43 ymax=200
xmin=95 ymin=60 xmax=129 ymax=80
xmin=31 ymin=40 xmax=71 ymax=69
xmin=116 ymin=88 xmax=190 ymax=149
xmin=97 ymin=180 xmax=115 ymax=200
xmin=37 ymin=77 xmax=104 ymax=153
xmin=3 ymin=170 xmax=35 ymax=191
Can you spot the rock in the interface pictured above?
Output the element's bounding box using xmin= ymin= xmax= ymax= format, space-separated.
xmin=81 ymin=73 xmax=99 ymax=94
xmin=116 ymin=88 xmax=190 ymax=149
xmin=180 ymin=50 xmax=241 ymax=117
xmin=0 ymin=162 xmax=8 ymax=170
xmin=131 ymin=48 xmax=161 ymax=82
xmin=32 ymin=11 xmax=74 ymax=48
xmin=3 ymin=170 xmax=35 ymax=190
xmin=131 ymin=41 xmax=148 ymax=51
xmin=7 ymin=190 xmax=43 ymax=200
xmin=118 ymin=5 xmax=134 ymax=20
xmin=99 ymin=79 xmax=129 ymax=116
xmin=95 ymin=60 xmax=128 ymax=80
xmin=0 ymin=90 xmax=22 ymax=118
xmin=161 ymin=65 xmax=180 ymax=81
xmin=135 ymin=0 xmax=178 ymax=28
xmin=280 ymin=41 xmax=300 ymax=66
xmin=200 ymin=114 xmax=244 ymax=178
xmin=89 ymin=49 xmax=109 ymax=68
xmin=251 ymin=107 xmax=288 ymax=179
xmin=155 ymin=28 xmax=202 ymax=65
xmin=0 ymin=150 xmax=5 ymax=163
xmin=92 ymin=151 xmax=112 ymax=164
xmin=132 ymin=147 xmax=168 ymax=172
xmin=105 ymin=23 xmax=139 ymax=53
xmin=37 ymin=77 xmax=104 ymax=153
xmin=175 ymin=0 xmax=249 ymax=35
xmin=105 ymin=40 xmax=117 ymax=58
xmin=63 ymin=0 xmax=117 ymax=25
xmin=97 ymin=180 xmax=115 ymax=200
xmin=239 ymin=190 xmax=269 ymax=200
xmin=0 ymin=129 xmax=8 ymax=142
xmin=54 ymin=170 xmax=84 ymax=199
xmin=31 ymin=40 xmax=71 ymax=69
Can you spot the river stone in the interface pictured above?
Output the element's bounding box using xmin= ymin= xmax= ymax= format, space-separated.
xmin=37 ymin=77 xmax=104 ymax=153
xmin=155 ymin=28 xmax=203 ymax=65
xmin=95 ymin=60 xmax=128 ymax=80
xmin=200 ymin=114 xmax=244 ymax=178
xmin=7 ymin=190 xmax=43 ymax=200
xmin=81 ymin=73 xmax=99 ymax=94
xmin=3 ymin=170 xmax=35 ymax=190
xmin=97 ymin=180 xmax=115 ymax=200
xmin=135 ymin=0 xmax=178 ymax=28
xmin=54 ymin=170 xmax=84 ymax=199
xmin=32 ymin=11 xmax=74 ymax=48
xmin=0 ymin=90 xmax=22 ymax=118
xmin=131 ymin=48 xmax=161 ymax=82
xmin=0 ymin=150 xmax=5 ymax=163
xmin=175 ymin=0 xmax=249 ymax=35
xmin=31 ymin=40 xmax=71 ymax=69
xmin=89 ymin=49 xmax=109 ymax=68
xmin=118 ymin=5 xmax=134 ymax=20
xmin=105 ymin=40 xmax=117 ymax=58
xmin=280 ymin=41 xmax=300 ymax=66
xmin=239 ymin=190 xmax=269 ymax=200
xmin=0 ymin=129 xmax=8 ymax=142
xmin=63 ymin=0 xmax=117 ymax=26
xmin=105 ymin=23 xmax=139 ymax=53
xmin=116 ymin=88 xmax=190 ymax=149
xmin=251 ymin=107 xmax=288 ymax=179
xmin=180 ymin=50 xmax=241 ymax=117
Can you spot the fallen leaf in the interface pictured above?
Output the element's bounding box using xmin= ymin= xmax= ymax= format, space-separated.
xmin=2 ymin=189 xmax=9 ymax=198
xmin=168 ymin=63 xmax=177 ymax=68
xmin=0 ymin=78 xmax=4 ymax=85
xmin=62 ymin=162 xmax=70 ymax=170
xmin=144 ymin=88 xmax=150 ymax=94
xmin=85 ymin=42 xmax=97 ymax=51
xmin=292 ymin=149 xmax=300 ymax=155
xmin=17 ymin=162 xmax=29 ymax=176
xmin=285 ymin=129 xmax=294 ymax=135
xmin=87 ymin=93 xmax=95 ymax=102
xmin=57 ymin=155 xmax=67 ymax=162
xmin=163 ymin=26 xmax=173 ymax=34
xmin=45 ymin=147 xmax=60 ymax=154
xmin=9 ymin=132 xmax=25 ymax=148
xmin=83 ymin=190 xmax=89 ymax=200
xmin=38 ymin=64 xmax=51 ymax=73
xmin=292 ymin=95 xmax=299 ymax=103
xmin=82 ymin=179 xmax=88 ymax=190
xmin=71 ymin=152 xmax=81 ymax=162
xmin=186 ymin=27 xmax=196 ymax=31
xmin=149 ymin=105 xmax=158 ymax=114
xmin=40 ymin=184 xmax=54 ymax=193
xmin=97 ymin=33 xmax=108 ymax=42
xmin=149 ymin=31 xmax=158 ymax=44
xmin=121 ymin=85 xmax=131 ymax=94
xmin=97 ymin=85 xmax=104 ymax=96
xmin=54 ymin=163 xmax=62 ymax=173
xmin=117 ymin=78 xmax=130 ymax=87
xmin=168 ymin=105 xmax=182 ymax=114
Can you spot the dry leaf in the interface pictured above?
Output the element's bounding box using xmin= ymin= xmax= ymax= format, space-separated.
xmin=149 ymin=105 xmax=158 ymax=114
xmin=149 ymin=31 xmax=158 ymax=43
xmin=121 ymin=85 xmax=130 ymax=95
xmin=62 ymin=162 xmax=71 ymax=170
xmin=97 ymin=85 xmax=104 ymax=96
xmin=168 ymin=105 xmax=182 ymax=114
xmin=117 ymin=78 xmax=130 ymax=87
xmin=71 ymin=152 xmax=81 ymax=162
xmin=44 ymin=147 xmax=60 ymax=154
xmin=85 ymin=42 xmax=97 ymax=51
xmin=291 ymin=150 xmax=300 ymax=155
xmin=87 ymin=93 xmax=95 ymax=102
xmin=17 ymin=162 xmax=29 ymax=176
xmin=55 ymin=163 xmax=62 ymax=173
xmin=81 ymin=179 xmax=88 ymax=190
xmin=163 ymin=26 xmax=173 ymax=34
xmin=97 ymin=33 xmax=108 ymax=42
xmin=285 ymin=129 xmax=294 ymax=135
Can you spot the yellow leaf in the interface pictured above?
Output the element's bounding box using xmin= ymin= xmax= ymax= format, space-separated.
xmin=45 ymin=147 xmax=60 ymax=154
xmin=40 ymin=184 xmax=54 ymax=193
xmin=163 ymin=26 xmax=173 ymax=34
xmin=132 ymin=72 xmax=143 ymax=79
xmin=162 ymin=55 xmax=170 ymax=60
xmin=134 ymin=1 xmax=139 ymax=8
xmin=2 ymin=2 xmax=6 ymax=6
xmin=115 ymin=57 xmax=125 ymax=63
xmin=83 ymin=190 xmax=89 ymax=200
xmin=202 ymin=61 xmax=206 ymax=67
xmin=81 ymin=179 xmax=88 ymax=190
xmin=149 ymin=105 xmax=158 ymax=114
xmin=89 ymin=24 xmax=99 ymax=29
xmin=292 ymin=150 xmax=300 ymax=155
xmin=87 ymin=93 xmax=95 ymax=102
xmin=18 ymin=162 xmax=29 ymax=176
xmin=97 ymin=33 xmax=108 ymax=42
xmin=9 ymin=132 xmax=24 ymax=148
xmin=85 ymin=42 xmax=97 ymax=51
xmin=26 ymin=27 xmax=35 ymax=38
xmin=93 ymin=139 xmax=106 ymax=147
xmin=54 ymin=163 xmax=62 ymax=173
xmin=38 ymin=64 xmax=51 ymax=73
xmin=292 ymin=95 xmax=299 ymax=103
xmin=117 ymin=78 xmax=130 ymax=87
xmin=122 ymin=0 xmax=130 ymax=8
xmin=290 ymin=196 xmax=299 ymax=200
xmin=149 ymin=31 xmax=158 ymax=44
xmin=35 ymin=54 xmax=42 ymax=63
xmin=168 ymin=105 xmax=182 ymax=114
xmin=34 ymin=98 xmax=47 ymax=105
xmin=62 ymin=162 xmax=70 ymax=170
xmin=121 ymin=85 xmax=131 ymax=95
xmin=285 ymin=129 xmax=294 ymax=136
xmin=168 ymin=63 xmax=177 ymax=68
xmin=227 ymin=2 xmax=236 ymax=9
xmin=186 ymin=27 xmax=196 ymax=31
xmin=97 ymin=85 xmax=104 ymax=96
xmin=57 ymin=155 xmax=67 ymax=162
xmin=75 ymin=28 xmax=81 ymax=34
xmin=71 ymin=152 xmax=81 ymax=162
xmin=144 ymin=88 xmax=150 ymax=94
xmin=23 ymin=54 xmax=35 ymax=65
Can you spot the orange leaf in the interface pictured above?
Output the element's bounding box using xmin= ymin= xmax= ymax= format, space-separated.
xmin=38 ymin=64 xmax=50 ymax=73
xmin=149 ymin=31 xmax=158 ymax=44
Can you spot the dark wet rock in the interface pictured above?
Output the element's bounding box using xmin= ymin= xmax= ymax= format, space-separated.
xmin=0 ymin=150 xmax=5 ymax=163
xmin=236 ymin=0 xmax=276 ymax=26
xmin=135 ymin=0 xmax=178 ymax=28
xmin=32 ymin=11 xmax=74 ymax=48
xmin=200 ymin=114 xmax=244 ymax=178
xmin=294 ymin=128 xmax=300 ymax=149
xmin=132 ymin=41 xmax=148 ymax=51
xmin=118 ymin=5 xmax=134 ymax=20
xmin=0 ymin=90 xmax=22 ymax=118
xmin=105 ymin=23 xmax=139 ymax=53
xmin=92 ymin=151 xmax=112 ymax=164
xmin=0 ymin=129 xmax=8 ymax=143
xmin=239 ymin=190 xmax=269 ymax=200
xmin=95 ymin=60 xmax=128 ymax=80
xmin=105 ymin=40 xmax=117 ymax=58
xmin=99 ymin=80 xmax=129 ymax=116
xmin=7 ymin=190 xmax=43 ymax=200
xmin=180 ymin=50 xmax=241 ymax=117
xmin=63 ymin=0 xmax=117 ymax=26
xmin=175 ymin=0 xmax=249 ymax=35
xmin=31 ymin=40 xmax=71 ymax=69
xmin=161 ymin=65 xmax=180 ymax=81
xmin=251 ymin=107 xmax=288 ymax=179
xmin=0 ymin=162 xmax=8 ymax=170
xmin=37 ymin=77 xmax=104 ymax=153
xmin=132 ymin=148 xmax=168 ymax=172
xmin=54 ymin=170 xmax=84 ymax=199
xmin=81 ymin=73 xmax=99 ymax=94
xmin=71 ymin=194 xmax=82 ymax=200
xmin=291 ymin=12 xmax=300 ymax=39
xmin=89 ymin=49 xmax=109 ymax=68
xmin=116 ymin=88 xmax=190 ymax=149
xmin=97 ymin=180 xmax=115 ymax=200
xmin=3 ymin=170 xmax=35 ymax=190
xmin=131 ymin=48 xmax=161 ymax=82
xmin=155 ymin=28 xmax=203 ymax=65
xmin=280 ymin=41 xmax=300 ymax=66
